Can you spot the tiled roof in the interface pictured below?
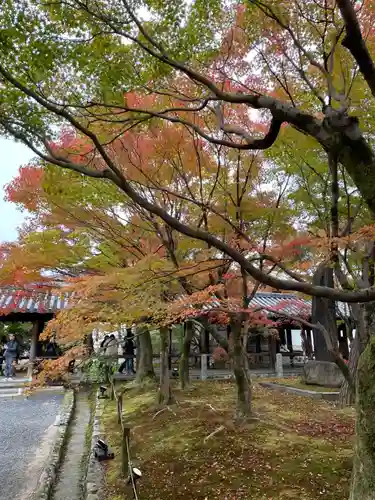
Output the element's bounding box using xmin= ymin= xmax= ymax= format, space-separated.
xmin=0 ymin=288 xmax=70 ymax=315
xmin=200 ymin=292 xmax=310 ymax=316
xmin=0 ymin=287 xmax=350 ymax=319
xmin=202 ymin=292 xmax=349 ymax=318
xmin=248 ymin=292 xmax=311 ymax=316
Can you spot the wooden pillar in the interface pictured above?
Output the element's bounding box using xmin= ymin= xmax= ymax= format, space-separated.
xmin=255 ymin=335 xmax=261 ymax=353
xmin=27 ymin=320 xmax=42 ymax=378
xmin=286 ymin=327 xmax=294 ymax=368
xmin=29 ymin=322 xmax=38 ymax=359
xmin=277 ymin=326 xmax=285 ymax=352
xmin=204 ymin=328 xmax=209 ymax=354
xmin=255 ymin=334 xmax=261 ymax=367
xmin=269 ymin=335 xmax=276 ymax=371
xmin=306 ymin=328 xmax=313 ymax=358
xmin=278 ymin=326 xmax=286 ymax=346
xmin=286 ymin=327 xmax=292 ymax=350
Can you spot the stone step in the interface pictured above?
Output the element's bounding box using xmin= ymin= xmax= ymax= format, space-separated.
xmin=0 ymin=387 xmax=23 ymax=393
xmin=0 ymin=387 xmax=24 ymax=398
xmin=0 ymin=377 xmax=31 ymax=390
xmin=0 ymin=386 xmax=64 ymax=399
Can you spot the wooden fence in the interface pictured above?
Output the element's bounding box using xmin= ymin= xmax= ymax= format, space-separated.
xmin=106 ymin=350 xmax=305 ymax=371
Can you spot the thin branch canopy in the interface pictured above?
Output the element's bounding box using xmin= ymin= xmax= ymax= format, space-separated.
xmin=2 ymin=1 xmax=375 ymax=304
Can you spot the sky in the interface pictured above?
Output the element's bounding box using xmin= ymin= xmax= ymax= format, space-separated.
xmin=0 ymin=138 xmax=32 ymax=243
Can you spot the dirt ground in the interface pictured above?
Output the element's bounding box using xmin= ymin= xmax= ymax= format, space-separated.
xmin=101 ymin=380 xmax=354 ymax=500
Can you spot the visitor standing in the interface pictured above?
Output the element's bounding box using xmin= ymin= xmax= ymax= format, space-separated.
xmin=45 ymin=338 xmax=58 ymax=358
xmin=100 ymin=334 xmax=110 ymax=353
xmin=0 ymin=337 xmax=5 ymax=376
xmin=4 ymin=333 xmax=19 ymax=380
xmin=119 ymin=330 xmax=135 ymax=375
xmin=105 ymin=334 xmax=118 ymax=358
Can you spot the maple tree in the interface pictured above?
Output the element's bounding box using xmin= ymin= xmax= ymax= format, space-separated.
xmin=2 ymin=1 xmax=375 ymax=495
xmin=4 ymin=117 xmax=301 ymax=409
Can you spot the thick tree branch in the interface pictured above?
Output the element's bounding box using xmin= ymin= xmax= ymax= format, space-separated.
xmin=2 ymin=35 xmax=375 ymax=302
xmin=83 ymin=0 xmax=327 ymax=143
xmin=207 ymin=323 xmax=229 ymax=352
xmin=0 ymin=119 xmax=108 ymax=179
xmin=0 ymin=63 xmax=126 ymax=182
xmin=213 ymin=103 xmax=282 ymax=148
xmin=337 ymin=0 xmax=375 ymax=96
xmin=93 ymin=101 xmax=283 ymax=150
xmin=6 ymin=112 xmax=375 ymax=303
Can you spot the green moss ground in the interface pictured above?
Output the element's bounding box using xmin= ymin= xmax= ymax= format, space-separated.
xmin=101 ymin=381 xmax=354 ymax=499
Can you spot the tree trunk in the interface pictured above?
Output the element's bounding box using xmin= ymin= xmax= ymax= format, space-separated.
xmin=231 ymin=321 xmax=252 ymax=419
xmin=158 ymin=327 xmax=174 ymax=405
xmin=85 ymin=332 xmax=94 ymax=355
xmin=179 ymin=320 xmax=194 ymax=389
xmin=136 ymin=333 xmax=140 ymax=372
xmin=311 ymin=265 xmax=337 ymax=361
xmin=350 ymin=337 xmax=375 ymax=499
xmin=135 ymin=326 xmax=156 ymax=384
xmin=341 ymin=305 xmax=371 ymax=406
xmin=339 ymin=334 xmax=360 ymax=406
xmin=350 ymin=304 xmax=375 ymax=499
xmin=242 ymin=320 xmax=249 ymax=371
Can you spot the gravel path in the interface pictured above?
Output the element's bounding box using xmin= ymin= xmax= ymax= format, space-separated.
xmin=0 ymin=393 xmax=63 ymax=500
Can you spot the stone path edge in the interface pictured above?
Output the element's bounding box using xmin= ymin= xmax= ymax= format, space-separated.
xmin=32 ymin=389 xmax=76 ymax=500
xmin=259 ymin=381 xmax=339 ymax=401
xmin=84 ymin=392 xmax=104 ymax=500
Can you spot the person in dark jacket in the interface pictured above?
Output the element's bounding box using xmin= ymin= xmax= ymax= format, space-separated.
xmin=0 ymin=337 xmax=5 ymax=376
xmin=4 ymin=333 xmax=19 ymax=380
xmin=100 ymin=334 xmax=110 ymax=352
xmin=45 ymin=338 xmax=61 ymax=358
xmin=119 ymin=330 xmax=135 ymax=375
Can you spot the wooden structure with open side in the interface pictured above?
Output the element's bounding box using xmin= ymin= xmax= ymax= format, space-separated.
xmin=0 ymin=288 xmax=350 ymax=374
xmin=0 ymin=287 xmax=69 ymax=373
xmin=193 ymin=292 xmax=350 ymax=370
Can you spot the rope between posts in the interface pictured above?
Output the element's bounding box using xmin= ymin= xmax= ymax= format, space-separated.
xmin=110 ymin=376 xmax=139 ymax=499
xmin=126 ymin=433 xmax=139 ymax=500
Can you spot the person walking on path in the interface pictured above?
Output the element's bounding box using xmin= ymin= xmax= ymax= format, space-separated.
xmin=119 ymin=330 xmax=136 ymax=375
xmin=4 ymin=333 xmax=19 ymax=380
